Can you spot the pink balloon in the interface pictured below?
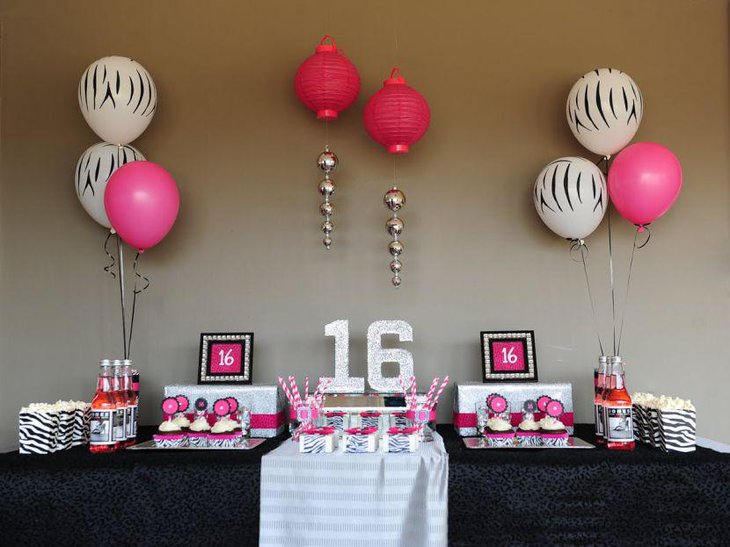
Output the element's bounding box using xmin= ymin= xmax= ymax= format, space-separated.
xmin=104 ymin=161 xmax=180 ymax=251
xmin=607 ymin=142 xmax=682 ymax=228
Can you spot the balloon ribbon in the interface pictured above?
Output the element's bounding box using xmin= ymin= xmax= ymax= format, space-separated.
xmin=127 ymin=252 xmax=150 ymax=358
xmin=571 ymin=240 xmax=605 ymax=356
xmin=617 ymin=226 xmax=650 ymax=355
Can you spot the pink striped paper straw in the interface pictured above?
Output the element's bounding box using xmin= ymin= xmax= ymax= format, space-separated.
xmin=304 ymin=377 xmax=309 ymax=402
xmin=424 ymin=377 xmax=440 ymax=409
xmin=399 ymin=376 xmax=410 ymax=400
xmin=289 ymin=376 xmax=302 ymax=406
xmin=410 ymin=376 xmax=417 ymax=410
xmin=428 ymin=376 xmax=449 ymax=410
xmin=278 ymin=376 xmax=295 ymax=407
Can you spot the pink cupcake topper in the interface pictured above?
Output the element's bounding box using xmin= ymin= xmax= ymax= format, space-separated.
xmin=213 ymin=398 xmax=231 ymax=418
xmin=226 ymin=397 xmax=239 ymax=415
xmin=537 ymin=395 xmax=552 ymax=413
xmin=161 ymin=397 xmax=179 ymax=416
xmin=488 ymin=394 xmax=507 ymax=414
xmin=175 ymin=395 xmax=190 ymax=413
xmin=546 ymin=399 xmax=565 ymax=418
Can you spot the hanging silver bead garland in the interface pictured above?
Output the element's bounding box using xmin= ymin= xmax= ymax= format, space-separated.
xmin=384 ymin=186 xmax=406 ymax=287
xmin=317 ymin=147 xmax=338 ymax=249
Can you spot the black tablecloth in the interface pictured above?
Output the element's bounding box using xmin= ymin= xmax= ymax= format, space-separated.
xmin=443 ymin=424 xmax=730 ymax=546
xmin=1 ymin=427 xmax=283 ymax=546
xmin=2 ymin=425 xmax=730 ymax=546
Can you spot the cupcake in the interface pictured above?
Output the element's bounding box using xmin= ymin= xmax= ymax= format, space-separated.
xmin=209 ymin=418 xmax=238 ymax=448
xmin=172 ymin=412 xmax=191 ymax=431
xmin=154 ymin=397 xmax=187 ymax=448
xmin=516 ymin=401 xmax=541 ymax=447
xmin=485 ymin=416 xmax=515 ymax=447
xmin=540 ymin=398 xmax=570 ymax=447
xmin=153 ymin=419 xmax=186 ymax=448
xmin=187 ymin=414 xmax=211 ymax=447
xmin=540 ymin=416 xmax=569 ymax=447
xmin=516 ymin=416 xmax=541 ymax=447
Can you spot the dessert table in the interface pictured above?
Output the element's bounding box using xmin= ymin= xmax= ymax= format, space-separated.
xmin=259 ymin=431 xmax=448 ymax=546
xmin=1 ymin=425 xmax=729 ymax=545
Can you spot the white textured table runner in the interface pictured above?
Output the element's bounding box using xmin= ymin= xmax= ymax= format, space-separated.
xmin=259 ymin=432 xmax=449 ymax=547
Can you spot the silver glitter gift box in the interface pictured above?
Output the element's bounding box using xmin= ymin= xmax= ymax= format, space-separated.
xmin=452 ymin=382 xmax=574 ymax=436
xmin=164 ymin=384 xmax=285 ymax=438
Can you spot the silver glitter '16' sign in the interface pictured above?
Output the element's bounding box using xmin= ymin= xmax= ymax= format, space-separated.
xmin=321 ymin=320 xmax=414 ymax=393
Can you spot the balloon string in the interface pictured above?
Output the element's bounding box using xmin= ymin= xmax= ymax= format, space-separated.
xmin=127 ymin=252 xmax=150 ymax=358
xmin=571 ymin=240 xmax=605 ymax=355
xmin=603 ymin=156 xmax=617 ymax=356
xmin=103 ymin=232 xmax=116 ymax=279
xmin=617 ymin=227 xmax=648 ymax=355
xmin=117 ymin=235 xmax=128 ymax=360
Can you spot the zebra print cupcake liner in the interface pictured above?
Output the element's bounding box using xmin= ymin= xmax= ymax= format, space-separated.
xmin=153 ymin=435 xmax=187 ymax=449
xmin=541 ymin=434 xmax=570 ymax=448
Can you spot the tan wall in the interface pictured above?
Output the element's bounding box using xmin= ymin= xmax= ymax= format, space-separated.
xmin=1 ymin=0 xmax=728 ymax=451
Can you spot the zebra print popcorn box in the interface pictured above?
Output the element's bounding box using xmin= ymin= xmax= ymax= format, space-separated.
xmin=382 ymin=427 xmax=420 ymax=453
xmin=19 ymin=410 xmax=59 ymax=454
xmin=299 ymin=427 xmax=338 ymax=454
xmin=632 ymin=404 xmax=646 ymax=442
xmin=342 ymin=427 xmax=379 ymax=453
xmin=658 ymin=409 xmax=696 ymax=453
xmin=73 ymin=404 xmax=91 ymax=446
xmin=55 ymin=410 xmax=75 ymax=451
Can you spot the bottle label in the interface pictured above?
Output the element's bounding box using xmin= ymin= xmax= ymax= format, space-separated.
xmin=594 ymin=403 xmax=604 ymax=436
xmin=125 ymin=406 xmax=133 ymax=439
xmin=112 ymin=408 xmax=126 ymax=442
xmin=131 ymin=404 xmax=138 ymax=438
xmin=90 ymin=410 xmax=114 ymax=445
xmin=605 ymin=406 xmax=633 ymax=442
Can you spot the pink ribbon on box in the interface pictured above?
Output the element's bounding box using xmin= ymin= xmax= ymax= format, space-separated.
xmin=388 ymin=427 xmax=418 ymax=434
xmin=453 ymin=411 xmax=575 ymax=428
xmin=345 ymin=427 xmax=378 ymax=435
xmin=185 ymin=411 xmax=284 ymax=429
xmin=360 ymin=411 xmax=382 ymax=417
xmin=302 ymin=426 xmax=336 ymax=435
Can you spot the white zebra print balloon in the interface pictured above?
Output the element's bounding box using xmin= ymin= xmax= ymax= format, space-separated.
xmin=566 ymin=68 xmax=643 ymax=157
xmin=78 ymin=56 xmax=157 ymax=145
xmin=533 ymin=157 xmax=607 ymax=240
xmin=75 ymin=142 xmax=145 ymax=228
